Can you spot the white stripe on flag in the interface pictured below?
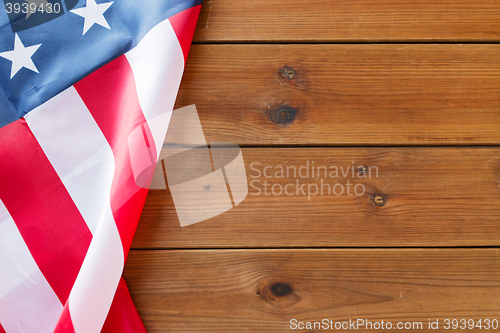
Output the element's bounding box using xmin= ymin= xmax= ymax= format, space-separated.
xmin=25 ymin=87 xmax=115 ymax=235
xmin=0 ymin=199 xmax=62 ymax=333
xmin=68 ymin=205 xmax=124 ymax=333
xmin=125 ymin=18 xmax=184 ymax=158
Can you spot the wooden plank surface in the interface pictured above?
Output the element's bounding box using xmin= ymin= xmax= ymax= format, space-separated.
xmin=132 ymin=147 xmax=500 ymax=249
xmin=129 ymin=2 xmax=500 ymax=331
xmin=174 ymin=44 xmax=500 ymax=146
xmin=194 ymin=0 xmax=500 ymax=42
xmin=124 ymin=249 xmax=500 ymax=332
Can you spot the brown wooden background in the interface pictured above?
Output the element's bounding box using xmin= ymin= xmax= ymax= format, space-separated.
xmin=124 ymin=1 xmax=500 ymax=332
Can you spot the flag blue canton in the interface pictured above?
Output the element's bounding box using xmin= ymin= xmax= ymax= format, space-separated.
xmin=0 ymin=0 xmax=202 ymax=129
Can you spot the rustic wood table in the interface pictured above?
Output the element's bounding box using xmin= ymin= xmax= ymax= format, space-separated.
xmin=124 ymin=1 xmax=500 ymax=331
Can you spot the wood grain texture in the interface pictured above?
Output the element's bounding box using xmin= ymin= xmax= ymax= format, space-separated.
xmin=132 ymin=147 xmax=500 ymax=249
xmin=193 ymin=0 xmax=500 ymax=42
xmin=124 ymin=249 xmax=500 ymax=332
xmin=130 ymin=2 xmax=500 ymax=331
xmin=174 ymin=44 xmax=500 ymax=146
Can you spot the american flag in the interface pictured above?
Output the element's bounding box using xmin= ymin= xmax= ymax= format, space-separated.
xmin=0 ymin=0 xmax=202 ymax=332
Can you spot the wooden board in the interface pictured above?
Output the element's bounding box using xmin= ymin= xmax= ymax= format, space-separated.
xmin=193 ymin=0 xmax=500 ymax=42
xmin=127 ymin=2 xmax=500 ymax=331
xmin=174 ymin=44 xmax=500 ymax=146
xmin=124 ymin=249 xmax=500 ymax=332
xmin=132 ymin=147 xmax=500 ymax=249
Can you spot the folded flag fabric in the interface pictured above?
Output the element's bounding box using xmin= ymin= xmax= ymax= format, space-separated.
xmin=0 ymin=0 xmax=202 ymax=332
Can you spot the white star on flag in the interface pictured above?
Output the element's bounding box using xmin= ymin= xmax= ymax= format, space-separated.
xmin=0 ymin=34 xmax=41 ymax=79
xmin=71 ymin=0 xmax=114 ymax=35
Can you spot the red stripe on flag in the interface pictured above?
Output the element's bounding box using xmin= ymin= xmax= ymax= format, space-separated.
xmin=74 ymin=55 xmax=154 ymax=259
xmin=53 ymin=303 xmax=76 ymax=333
xmin=169 ymin=4 xmax=202 ymax=64
xmin=0 ymin=323 xmax=6 ymax=333
xmin=0 ymin=119 xmax=92 ymax=304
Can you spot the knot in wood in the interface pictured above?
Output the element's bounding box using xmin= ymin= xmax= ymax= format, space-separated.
xmin=256 ymin=278 xmax=299 ymax=309
xmin=270 ymin=282 xmax=292 ymax=297
xmin=282 ymin=67 xmax=295 ymax=79
xmin=357 ymin=166 xmax=367 ymax=174
xmin=269 ymin=106 xmax=296 ymax=124
xmin=373 ymin=195 xmax=386 ymax=207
